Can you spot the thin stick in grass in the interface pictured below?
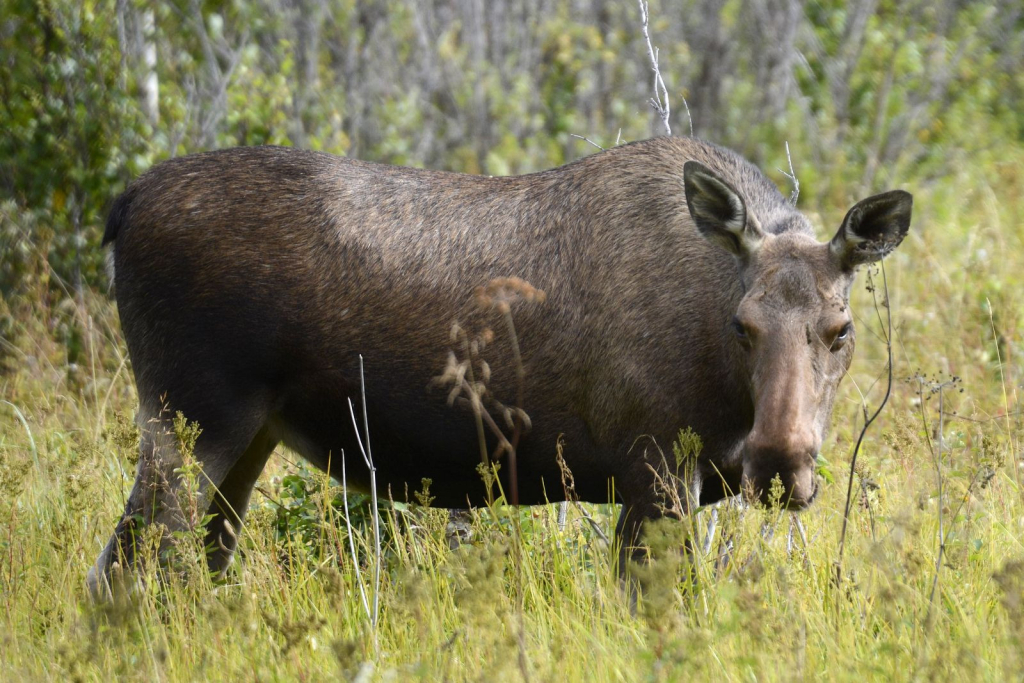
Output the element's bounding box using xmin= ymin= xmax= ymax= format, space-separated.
xmin=340 ymin=449 xmax=371 ymax=631
xmin=835 ymin=263 xmax=894 ymax=588
xmin=347 ymin=354 xmax=381 ymax=652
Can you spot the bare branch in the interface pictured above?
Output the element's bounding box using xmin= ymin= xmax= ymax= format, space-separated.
xmin=569 ymin=133 xmax=605 ymax=152
xmin=637 ymin=0 xmax=673 ymax=136
xmin=346 ymin=355 xmax=381 ymax=652
xmin=778 ymin=141 xmax=800 ymax=206
xmin=835 ymin=263 xmax=893 ymax=587
xmin=340 ymin=449 xmax=372 ymax=627
xmin=680 ymin=95 xmax=693 ymax=138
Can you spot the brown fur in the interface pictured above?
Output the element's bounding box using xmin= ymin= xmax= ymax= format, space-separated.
xmin=88 ymin=137 xmax=912 ymax=596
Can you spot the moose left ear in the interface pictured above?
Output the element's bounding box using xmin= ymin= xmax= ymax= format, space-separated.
xmin=830 ymin=190 xmax=913 ymax=270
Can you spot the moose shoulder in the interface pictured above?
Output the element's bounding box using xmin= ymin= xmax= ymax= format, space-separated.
xmin=89 ymin=137 xmax=912 ymax=597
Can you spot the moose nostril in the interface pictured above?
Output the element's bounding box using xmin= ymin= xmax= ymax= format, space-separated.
xmin=741 ymin=457 xmax=818 ymax=509
xmin=789 ymin=467 xmax=816 ymax=506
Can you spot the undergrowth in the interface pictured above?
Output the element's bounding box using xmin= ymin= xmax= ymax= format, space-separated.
xmin=0 ymin=168 xmax=1022 ymax=681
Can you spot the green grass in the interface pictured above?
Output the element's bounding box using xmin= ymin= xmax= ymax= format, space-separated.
xmin=0 ymin=166 xmax=1022 ymax=681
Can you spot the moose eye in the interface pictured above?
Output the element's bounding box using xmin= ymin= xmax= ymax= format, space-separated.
xmin=732 ymin=316 xmax=751 ymax=345
xmin=830 ymin=323 xmax=853 ymax=351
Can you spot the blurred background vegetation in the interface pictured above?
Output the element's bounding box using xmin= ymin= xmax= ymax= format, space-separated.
xmin=1 ymin=0 xmax=1022 ymax=302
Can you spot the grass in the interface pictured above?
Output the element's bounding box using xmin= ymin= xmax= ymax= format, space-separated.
xmin=0 ymin=161 xmax=1022 ymax=681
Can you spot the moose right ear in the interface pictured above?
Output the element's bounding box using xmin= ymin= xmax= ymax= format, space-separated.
xmin=684 ymin=160 xmax=763 ymax=258
xmin=829 ymin=190 xmax=913 ymax=270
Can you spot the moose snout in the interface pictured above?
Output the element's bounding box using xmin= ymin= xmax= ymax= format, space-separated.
xmin=742 ymin=429 xmax=820 ymax=509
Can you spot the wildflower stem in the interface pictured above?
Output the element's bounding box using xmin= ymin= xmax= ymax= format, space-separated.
xmin=835 ymin=264 xmax=893 ymax=591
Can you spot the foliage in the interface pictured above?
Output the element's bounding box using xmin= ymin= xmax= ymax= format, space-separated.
xmin=2 ymin=0 xmax=1022 ymax=296
xmin=0 ymin=0 xmax=151 ymax=295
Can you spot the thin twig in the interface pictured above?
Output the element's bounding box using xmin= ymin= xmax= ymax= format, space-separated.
xmin=778 ymin=141 xmax=800 ymax=206
xmin=835 ymin=263 xmax=893 ymax=586
xmin=569 ymin=133 xmax=605 ymax=151
xmin=347 ymin=355 xmax=381 ymax=652
xmin=637 ymin=0 xmax=672 ymax=136
xmin=340 ymin=449 xmax=372 ymax=626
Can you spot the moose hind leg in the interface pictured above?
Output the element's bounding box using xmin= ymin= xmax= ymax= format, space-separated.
xmin=204 ymin=427 xmax=277 ymax=577
xmin=88 ymin=401 xmax=267 ymax=600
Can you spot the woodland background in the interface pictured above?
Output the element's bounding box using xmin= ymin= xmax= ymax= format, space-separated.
xmin=2 ymin=0 xmax=1022 ymax=301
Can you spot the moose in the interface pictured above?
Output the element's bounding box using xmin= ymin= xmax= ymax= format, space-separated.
xmin=89 ymin=136 xmax=912 ymax=598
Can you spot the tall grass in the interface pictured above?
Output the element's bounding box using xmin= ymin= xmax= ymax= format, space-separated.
xmin=0 ymin=160 xmax=1021 ymax=681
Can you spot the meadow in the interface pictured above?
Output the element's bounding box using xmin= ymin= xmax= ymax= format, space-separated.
xmin=2 ymin=1 xmax=1023 ymax=680
xmin=1 ymin=150 xmax=1022 ymax=681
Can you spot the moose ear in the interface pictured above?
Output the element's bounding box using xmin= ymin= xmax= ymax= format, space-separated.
xmin=684 ymin=161 xmax=763 ymax=258
xmin=829 ymin=190 xmax=913 ymax=270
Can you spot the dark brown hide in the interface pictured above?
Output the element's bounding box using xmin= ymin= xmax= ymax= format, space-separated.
xmin=89 ymin=137 xmax=911 ymax=596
